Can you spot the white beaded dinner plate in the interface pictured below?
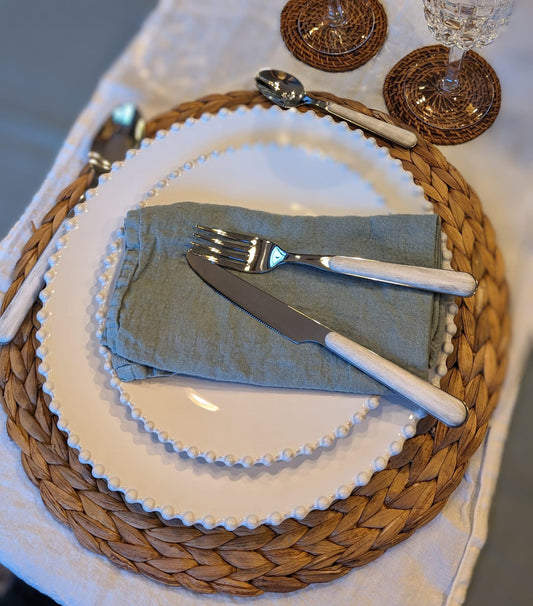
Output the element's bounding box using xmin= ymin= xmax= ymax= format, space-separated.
xmin=36 ymin=106 xmax=457 ymax=529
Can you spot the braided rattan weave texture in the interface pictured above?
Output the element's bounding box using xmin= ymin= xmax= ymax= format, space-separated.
xmin=280 ymin=0 xmax=387 ymax=72
xmin=384 ymin=45 xmax=502 ymax=145
xmin=0 ymin=91 xmax=509 ymax=596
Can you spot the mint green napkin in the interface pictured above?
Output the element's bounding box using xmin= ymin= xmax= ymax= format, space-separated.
xmin=102 ymin=202 xmax=443 ymax=394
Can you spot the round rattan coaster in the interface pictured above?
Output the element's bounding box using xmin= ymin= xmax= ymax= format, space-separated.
xmin=383 ymin=45 xmax=502 ymax=145
xmin=0 ymin=91 xmax=509 ymax=596
xmin=280 ymin=0 xmax=387 ymax=72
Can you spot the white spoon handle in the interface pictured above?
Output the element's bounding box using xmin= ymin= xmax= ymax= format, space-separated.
xmin=326 ymin=101 xmax=418 ymax=149
xmin=324 ymin=332 xmax=467 ymax=427
xmin=329 ymin=256 xmax=477 ymax=297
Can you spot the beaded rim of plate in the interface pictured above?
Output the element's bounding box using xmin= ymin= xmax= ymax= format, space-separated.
xmin=34 ymin=111 xmax=455 ymax=529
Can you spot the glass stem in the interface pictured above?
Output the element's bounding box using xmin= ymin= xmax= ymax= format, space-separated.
xmin=441 ymin=46 xmax=466 ymax=93
xmin=327 ymin=0 xmax=346 ymax=27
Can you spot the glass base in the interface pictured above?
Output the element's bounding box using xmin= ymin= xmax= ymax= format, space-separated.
xmin=403 ymin=52 xmax=495 ymax=131
xmin=297 ymin=0 xmax=375 ymax=56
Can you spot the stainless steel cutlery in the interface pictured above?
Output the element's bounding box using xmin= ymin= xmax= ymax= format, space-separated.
xmin=186 ymin=251 xmax=468 ymax=427
xmin=0 ymin=103 xmax=145 ymax=344
xmin=256 ymin=69 xmax=419 ymax=149
xmin=191 ymin=225 xmax=477 ymax=297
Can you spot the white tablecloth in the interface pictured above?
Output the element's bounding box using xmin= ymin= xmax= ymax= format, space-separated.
xmin=1 ymin=1 xmax=531 ymax=604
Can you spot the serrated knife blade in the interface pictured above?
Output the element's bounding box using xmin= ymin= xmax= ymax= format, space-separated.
xmin=186 ymin=251 xmax=467 ymax=427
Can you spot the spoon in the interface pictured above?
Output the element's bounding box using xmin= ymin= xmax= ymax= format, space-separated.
xmin=0 ymin=102 xmax=145 ymax=343
xmin=86 ymin=102 xmax=145 ymax=186
xmin=256 ymin=69 xmax=418 ymax=149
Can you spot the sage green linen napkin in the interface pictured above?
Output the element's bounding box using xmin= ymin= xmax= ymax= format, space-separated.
xmin=102 ymin=202 xmax=443 ymax=394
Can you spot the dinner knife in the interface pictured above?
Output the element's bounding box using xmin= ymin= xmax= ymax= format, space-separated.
xmin=186 ymin=251 xmax=468 ymax=427
xmin=0 ymin=103 xmax=144 ymax=344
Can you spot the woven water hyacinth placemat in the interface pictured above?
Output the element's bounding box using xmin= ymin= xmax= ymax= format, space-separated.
xmin=280 ymin=0 xmax=387 ymax=72
xmin=384 ymin=45 xmax=502 ymax=145
xmin=0 ymin=91 xmax=509 ymax=596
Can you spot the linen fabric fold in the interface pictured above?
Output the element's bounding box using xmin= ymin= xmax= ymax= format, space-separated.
xmin=102 ymin=201 xmax=443 ymax=394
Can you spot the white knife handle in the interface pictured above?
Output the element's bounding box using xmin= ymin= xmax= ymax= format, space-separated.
xmin=329 ymin=256 xmax=477 ymax=297
xmin=325 ymin=102 xmax=418 ymax=149
xmin=324 ymin=331 xmax=467 ymax=427
xmin=0 ymin=226 xmax=64 ymax=343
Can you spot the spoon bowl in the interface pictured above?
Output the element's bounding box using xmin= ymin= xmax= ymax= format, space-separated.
xmin=88 ymin=102 xmax=146 ymax=177
xmin=255 ymin=70 xmax=307 ymax=108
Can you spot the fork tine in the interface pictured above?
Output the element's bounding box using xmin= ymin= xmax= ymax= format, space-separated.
xmin=193 ymin=231 xmax=249 ymax=254
xmin=195 ymin=225 xmax=254 ymax=244
xmin=188 ymin=244 xmax=249 ymax=271
xmin=193 ymin=227 xmax=251 ymax=254
xmin=192 ymin=232 xmax=249 ymax=255
xmin=189 ymin=241 xmax=248 ymax=264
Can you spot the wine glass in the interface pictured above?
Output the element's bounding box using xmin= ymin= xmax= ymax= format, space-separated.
xmin=403 ymin=0 xmax=513 ymax=131
xmin=297 ymin=0 xmax=376 ymax=55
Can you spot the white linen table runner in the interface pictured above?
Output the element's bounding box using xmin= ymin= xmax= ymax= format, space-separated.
xmin=1 ymin=1 xmax=531 ymax=604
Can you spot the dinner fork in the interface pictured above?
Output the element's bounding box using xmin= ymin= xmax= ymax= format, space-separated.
xmin=191 ymin=225 xmax=477 ymax=297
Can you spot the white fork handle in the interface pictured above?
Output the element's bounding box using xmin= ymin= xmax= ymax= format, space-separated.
xmin=325 ymin=102 xmax=418 ymax=149
xmin=324 ymin=332 xmax=467 ymax=427
xmin=328 ymin=256 xmax=477 ymax=297
xmin=0 ymin=225 xmax=64 ymax=343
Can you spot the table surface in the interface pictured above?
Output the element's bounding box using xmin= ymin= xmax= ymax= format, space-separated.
xmin=0 ymin=1 xmax=532 ymax=605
